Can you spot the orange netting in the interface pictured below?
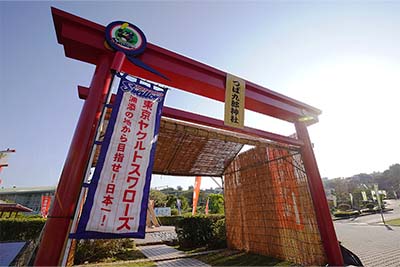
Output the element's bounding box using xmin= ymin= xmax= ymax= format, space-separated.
xmin=224 ymin=146 xmax=326 ymax=265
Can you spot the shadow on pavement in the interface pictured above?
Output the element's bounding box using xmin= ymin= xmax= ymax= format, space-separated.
xmin=384 ymin=224 xmax=394 ymax=231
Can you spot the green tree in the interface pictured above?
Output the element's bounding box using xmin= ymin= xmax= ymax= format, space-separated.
xmin=160 ymin=187 xmax=177 ymax=195
xmin=165 ymin=194 xmax=189 ymax=211
xmin=150 ymin=189 xmax=167 ymax=207
xmin=166 ymin=194 xmax=177 ymax=208
xmin=381 ymin=164 xmax=400 ymax=198
xmin=208 ymin=193 xmax=224 ymax=214
xmin=182 ymin=189 xmax=194 ymax=206
xmin=178 ymin=197 xmax=189 ymax=212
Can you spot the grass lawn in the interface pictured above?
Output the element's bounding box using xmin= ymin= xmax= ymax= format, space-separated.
xmin=193 ymin=250 xmax=297 ymax=266
xmin=112 ymin=248 xmax=149 ymax=261
xmin=74 ymin=248 xmax=155 ymax=267
xmin=386 ymin=218 xmax=400 ymax=226
xmin=91 ymin=261 xmax=155 ymax=267
xmin=174 ymin=245 xmax=210 ymax=253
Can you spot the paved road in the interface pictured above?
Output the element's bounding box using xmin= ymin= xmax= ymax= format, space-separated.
xmin=335 ymin=223 xmax=400 ymax=267
xmin=138 ymin=244 xmax=209 ymax=267
xmin=133 ymin=226 xmax=177 ymax=245
xmin=334 ymin=199 xmax=400 ymax=267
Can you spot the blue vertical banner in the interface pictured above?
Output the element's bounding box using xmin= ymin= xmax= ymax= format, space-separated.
xmin=73 ymin=72 xmax=167 ymax=239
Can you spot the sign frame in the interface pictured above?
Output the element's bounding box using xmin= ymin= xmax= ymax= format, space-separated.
xmin=224 ymin=74 xmax=245 ymax=128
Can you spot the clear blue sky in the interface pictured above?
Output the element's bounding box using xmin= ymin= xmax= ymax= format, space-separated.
xmin=1 ymin=1 xmax=399 ymax=190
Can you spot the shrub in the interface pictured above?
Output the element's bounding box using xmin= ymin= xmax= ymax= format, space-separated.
xmin=74 ymin=238 xmax=135 ymax=264
xmin=365 ymin=203 xmax=375 ymax=210
xmin=0 ymin=218 xmax=46 ymax=241
xmin=333 ymin=210 xmax=360 ymax=218
xmin=150 ymin=189 xmax=167 ymax=207
xmin=204 ymin=214 xmax=225 ymax=222
xmin=337 ymin=203 xmax=351 ymax=211
xmin=175 ymin=216 xmax=213 ymax=248
xmin=175 ymin=215 xmax=226 ymax=249
xmin=210 ymin=218 xmax=226 ymax=249
xmin=157 ymin=215 xmax=183 ymax=226
xmin=171 ymin=208 xmax=179 ymax=216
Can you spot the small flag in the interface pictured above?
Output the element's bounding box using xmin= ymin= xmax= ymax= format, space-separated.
xmin=41 ymin=196 xmax=52 ymax=218
xmin=349 ymin=193 xmax=353 ymax=207
xmin=205 ymin=197 xmax=209 ymax=215
xmin=192 ymin=176 xmax=201 ymax=215
xmin=374 ymin=184 xmax=382 ymax=208
xmin=361 ymin=191 xmax=368 ymax=201
xmin=371 ymin=190 xmax=377 ymax=201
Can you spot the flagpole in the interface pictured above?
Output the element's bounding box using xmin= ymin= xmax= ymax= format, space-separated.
xmin=374 ymin=184 xmax=386 ymax=225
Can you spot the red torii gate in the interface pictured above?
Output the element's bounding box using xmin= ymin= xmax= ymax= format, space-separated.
xmin=35 ymin=7 xmax=343 ymax=266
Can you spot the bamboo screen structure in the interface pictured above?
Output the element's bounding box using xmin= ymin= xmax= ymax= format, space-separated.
xmin=224 ymin=146 xmax=327 ymax=265
xmin=152 ymin=118 xmax=244 ymax=176
xmin=93 ymin=113 xmax=328 ymax=265
xmin=94 ymin=116 xmax=279 ymax=176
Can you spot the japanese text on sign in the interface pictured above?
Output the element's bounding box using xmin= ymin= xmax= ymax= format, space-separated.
xmin=75 ymin=73 xmax=166 ymax=239
xmin=224 ymin=74 xmax=245 ymax=128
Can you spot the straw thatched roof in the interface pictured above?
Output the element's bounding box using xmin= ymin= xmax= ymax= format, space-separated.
xmin=93 ymin=115 xmax=293 ymax=176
